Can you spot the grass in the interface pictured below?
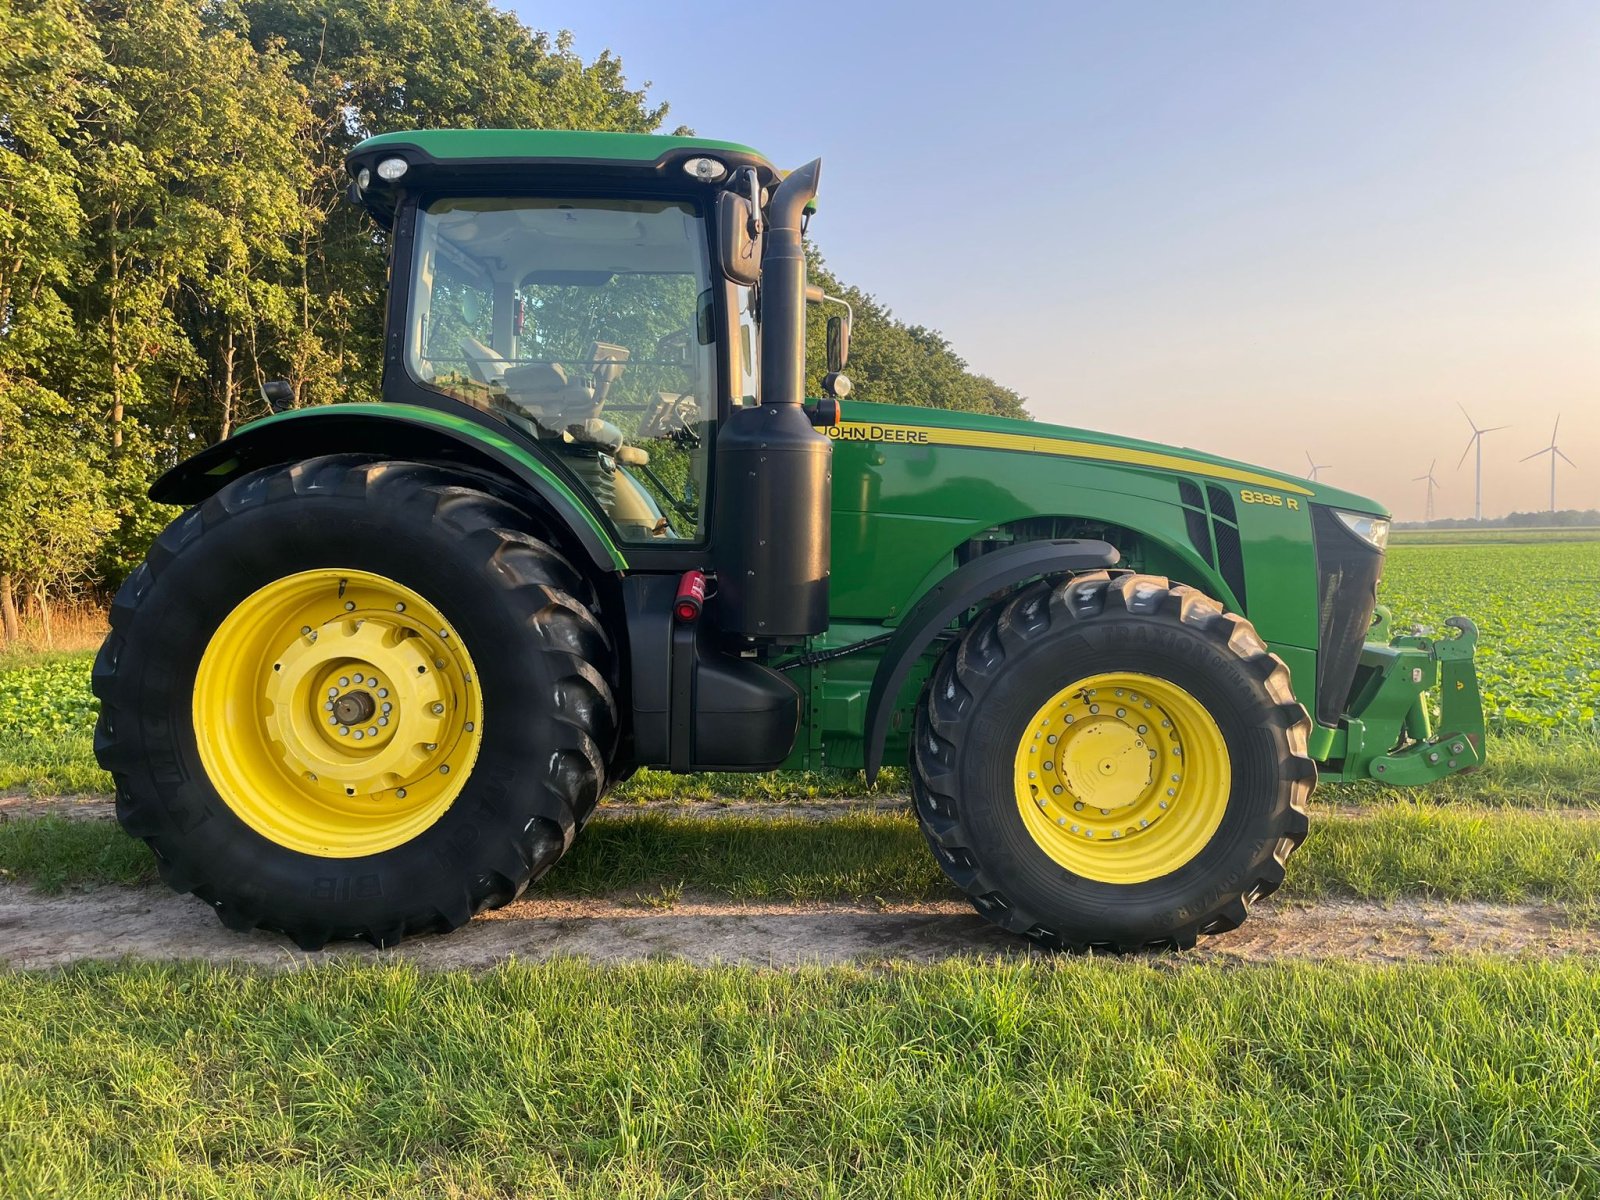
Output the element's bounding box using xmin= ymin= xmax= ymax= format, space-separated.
xmin=1324 ymin=730 xmax=1600 ymax=810
xmin=9 ymin=801 xmax=1600 ymax=907
xmin=1 ymin=958 xmax=1598 ymax=1197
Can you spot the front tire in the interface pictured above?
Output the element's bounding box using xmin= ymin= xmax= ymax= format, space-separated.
xmin=911 ymin=572 xmax=1313 ymax=951
xmin=92 ymin=457 xmax=617 ymax=949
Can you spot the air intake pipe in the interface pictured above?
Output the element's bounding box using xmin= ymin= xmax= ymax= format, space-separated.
xmin=712 ymin=159 xmax=833 ymax=641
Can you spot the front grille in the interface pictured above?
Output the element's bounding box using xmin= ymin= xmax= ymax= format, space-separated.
xmin=1311 ymin=504 xmax=1385 ymax=726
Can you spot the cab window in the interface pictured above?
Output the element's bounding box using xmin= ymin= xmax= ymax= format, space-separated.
xmin=406 ymin=197 xmax=716 ymax=542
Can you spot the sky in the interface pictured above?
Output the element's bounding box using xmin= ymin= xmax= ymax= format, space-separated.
xmin=524 ymin=0 xmax=1600 ymax=521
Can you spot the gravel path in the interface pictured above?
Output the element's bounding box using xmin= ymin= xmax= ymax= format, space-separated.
xmin=1 ymin=885 xmax=1592 ymax=970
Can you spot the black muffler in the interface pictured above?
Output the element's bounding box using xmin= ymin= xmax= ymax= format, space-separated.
xmin=712 ymin=159 xmax=832 ymax=641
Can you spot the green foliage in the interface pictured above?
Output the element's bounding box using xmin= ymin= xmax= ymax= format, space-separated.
xmin=0 ymin=654 xmax=97 ymax=737
xmin=1382 ymin=541 xmax=1600 ymax=734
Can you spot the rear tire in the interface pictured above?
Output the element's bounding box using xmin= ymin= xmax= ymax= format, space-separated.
xmin=910 ymin=572 xmax=1313 ymax=952
xmin=92 ymin=456 xmax=617 ymax=949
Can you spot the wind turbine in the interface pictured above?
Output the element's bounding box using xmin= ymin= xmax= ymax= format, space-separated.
xmin=1455 ymin=404 xmax=1508 ymax=522
xmin=1412 ymin=458 xmax=1440 ymax=523
xmin=1521 ymin=414 xmax=1576 ymax=513
xmin=1305 ymin=450 xmax=1331 ymax=481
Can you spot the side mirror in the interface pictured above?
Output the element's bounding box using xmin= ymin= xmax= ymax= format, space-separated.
xmin=717 ymin=188 xmax=763 ymax=287
xmin=826 ymin=314 xmax=851 ymax=372
xmin=261 ymin=380 xmax=294 ymax=413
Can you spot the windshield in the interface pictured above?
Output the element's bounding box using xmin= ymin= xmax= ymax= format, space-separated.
xmin=406 ymin=196 xmax=716 ymax=541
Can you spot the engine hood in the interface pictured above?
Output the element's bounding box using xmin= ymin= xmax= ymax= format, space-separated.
xmin=828 ymin=400 xmax=1389 ymax=519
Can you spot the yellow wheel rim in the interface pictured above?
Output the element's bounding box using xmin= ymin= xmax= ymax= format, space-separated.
xmin=1013 ymin=671 xmax=1230 ymax=884
xmin=193 ymin=569 xmax=484 ymax=858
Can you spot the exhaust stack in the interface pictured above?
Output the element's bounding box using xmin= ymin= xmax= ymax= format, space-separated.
xmin=712 ymin=159 xmax=832 ymax=641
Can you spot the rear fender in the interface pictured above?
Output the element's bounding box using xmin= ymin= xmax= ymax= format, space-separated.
xmin=151 ymin=403 xmax=626 ymax=573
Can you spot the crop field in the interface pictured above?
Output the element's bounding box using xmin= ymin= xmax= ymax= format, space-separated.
xmin=1390 ymin=525 xmax=1600 ymax=545
xmin=4 ymin=538 xmax=1594 ymax=794
xmin=3 ymin=536 xmax=1599 ymax=1197
xmin=1378 ymin=537 xmax=1600 ymax=733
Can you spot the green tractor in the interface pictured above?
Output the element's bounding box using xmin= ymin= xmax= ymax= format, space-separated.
xmin=93 ymin=130 xmax=1484 ymax=952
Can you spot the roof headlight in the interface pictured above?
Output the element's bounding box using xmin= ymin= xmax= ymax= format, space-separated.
xmin=375 ymin=157 xmax=409 ymax=182
xmin=1335 ymin=511 xmax=1390 ymax=551
xmin=356 ymin=167 xmax=371 ymax=191
xmin=683 ymin=156 xmax=728 ymax=182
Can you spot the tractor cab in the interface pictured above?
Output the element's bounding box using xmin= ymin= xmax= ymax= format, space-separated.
xmin=346 ymin=131 xmax=840 ymax=564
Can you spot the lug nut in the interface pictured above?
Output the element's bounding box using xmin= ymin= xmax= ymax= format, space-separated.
xmin=395 ymin=603 xmax=406 ymax=612
xmin=431 ymin=703 xmax=445 ymax=715
xmin=338 ymin=677 xmax=349 ymax=687
xmin=378 ymin=717 xmax=388 ymax=727
xmin=367 ymin=727 xmax=377 ymax=737
xmin=344 ymin=601 xmax=356 ymax=611
xmin=338 ymin=727 xmax=349 ymax=737
xmin=327 ymin=687 xmax=338 ymax=698
xmin=396 ymin=788 xmax=407 ymax=799
xmin=464 ymin=722 xmax=474 ymax=732
xmin=439 ymin=765 xmax=449 ymax=775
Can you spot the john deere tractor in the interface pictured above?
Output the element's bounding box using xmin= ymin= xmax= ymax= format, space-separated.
xmin=93 ymin=130 xmax=1484 ymax=951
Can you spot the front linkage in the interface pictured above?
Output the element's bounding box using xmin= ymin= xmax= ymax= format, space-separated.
xmin=1328 ymin=607 xmax=1485 ymax=784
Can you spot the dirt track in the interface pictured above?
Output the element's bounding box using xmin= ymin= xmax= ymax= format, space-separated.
xmin=5 ymin=791 xmax=1597 ymax=970
xmin=1 ymin=885 xmax=1593 ymax=970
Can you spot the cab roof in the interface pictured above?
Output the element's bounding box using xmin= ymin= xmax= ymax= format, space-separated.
xmin=347 ymin=129 xmax=779 ymax=226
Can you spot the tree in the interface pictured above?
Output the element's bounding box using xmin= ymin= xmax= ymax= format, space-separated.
xmin=0 ymin=0 xmax=114 ymax=641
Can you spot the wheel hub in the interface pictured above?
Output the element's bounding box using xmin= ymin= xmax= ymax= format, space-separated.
xmin=193 ymin=569 xmax=484 ymax=857
xmin=331 ymin=689 xmax=376 ymax=727
xmin=1014 ymin=671 xmax=1230 ymax=883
